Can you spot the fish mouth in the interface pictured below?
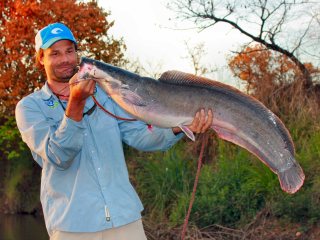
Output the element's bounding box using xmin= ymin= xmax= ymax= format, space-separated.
xmin=78 ymin=63 xmax=98 ymax=80
xmin=78 ymin=72 xmax=91 ymax=80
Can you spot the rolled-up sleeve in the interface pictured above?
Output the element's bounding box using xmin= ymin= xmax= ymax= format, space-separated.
xmin=15 ymin=98 xmax=85 ymax=170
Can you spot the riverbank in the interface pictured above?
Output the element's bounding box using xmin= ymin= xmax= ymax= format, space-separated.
xmin=0 ymin=213 xmax=48 ymax=240
xmin=1 ymin=212 xmax=319 ymax=239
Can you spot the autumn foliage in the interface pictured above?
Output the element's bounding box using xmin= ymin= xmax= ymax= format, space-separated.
xmin=228 ymin=44 xmax=319 ymax=118
xmin=0 ymin=0 xmax=127 ymax=115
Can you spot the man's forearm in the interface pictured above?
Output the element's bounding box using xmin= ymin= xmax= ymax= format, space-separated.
xmin=65 ymin=98 xmax=86 ymax=122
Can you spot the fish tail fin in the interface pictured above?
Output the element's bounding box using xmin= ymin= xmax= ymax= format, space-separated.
xmin=278 ymin=164 xmax=305 ymax=194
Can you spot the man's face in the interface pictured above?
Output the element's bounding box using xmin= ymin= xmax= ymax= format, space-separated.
xmin=40 ymin=40 xmax=78 ymax=83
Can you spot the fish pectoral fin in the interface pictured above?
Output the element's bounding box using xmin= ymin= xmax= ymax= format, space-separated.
xmin=179 ymin=125 xmax=195 ymax=141
xmin=120 ymin=89 xmax=147 ymax=106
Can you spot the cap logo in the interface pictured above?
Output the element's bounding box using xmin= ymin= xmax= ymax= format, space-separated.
xmin=51 ymin=28 xmax=63 ymax=34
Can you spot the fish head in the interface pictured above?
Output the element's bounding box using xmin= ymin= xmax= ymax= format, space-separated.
xmin=78 ymin=62 xmax=109 ymax=81
xmin=78 ymin=59 xmax=125 ymax=96
xmin=78 ymin=57 xmax=141 ymax=87
xmin=78 ymin=63 xmax=123 ymax=89
xmin=78 ymin=61 xmax=95 ymax=79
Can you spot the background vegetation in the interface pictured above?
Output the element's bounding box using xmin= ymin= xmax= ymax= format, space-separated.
xmin=1 ymin=0 xmax=319 ymax=239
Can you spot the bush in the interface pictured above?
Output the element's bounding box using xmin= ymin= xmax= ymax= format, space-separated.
xmin=132 ymin=141 xmax=195 ymax=221
xmin=130 ymin=139 xmax=279 ymax=227
xmin=0 ymin=116 xmax=41 ymax=214
xmin=170 ymin=141 xmax=279 ymax=228
xmin=270 ymin=129 xmax=320 ymax=225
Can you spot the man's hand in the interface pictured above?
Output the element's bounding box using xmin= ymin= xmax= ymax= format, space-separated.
xmin=65 ymin=74 xmax=96 ymax=122
xmin=69 ymin=73 xmax=95 ymax=101
xmin=172 ymin=109 xmax=213 ymax=135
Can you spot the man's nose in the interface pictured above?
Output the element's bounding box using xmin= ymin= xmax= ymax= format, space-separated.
xmin=60 ymin=53 xmax=70 ymax=63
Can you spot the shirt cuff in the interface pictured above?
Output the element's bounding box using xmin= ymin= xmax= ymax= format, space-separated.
xmin=56 ymin=115 xmax=86 ymax=146
xmin=163 ymin=128 xmax=185 ymax=149
xmin=62 ymin=114 xmax=86 ymax=130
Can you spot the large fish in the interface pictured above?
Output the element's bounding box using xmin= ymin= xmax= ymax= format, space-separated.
xmin=78 ymin=57 xmax=305 ymax=194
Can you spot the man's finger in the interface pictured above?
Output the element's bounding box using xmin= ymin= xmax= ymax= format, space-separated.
xmin=197 ymin=109 xmax=206 ymax=133
xmin=189 ymin=111 xmax=199 ymax=133
xmin=193 ymin=112 xmax=200 ymax=127
xmin=201 ymin=109 xmax=213 ymax=133
xmin=193 ymin=109 xmax=204 ymax=133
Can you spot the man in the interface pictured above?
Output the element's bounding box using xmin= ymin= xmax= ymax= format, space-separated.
xmin=15 ymin=23 xmax=213 ymax=240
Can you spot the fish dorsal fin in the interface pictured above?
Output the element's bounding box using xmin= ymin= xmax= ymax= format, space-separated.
xmin=158 ymin=70 xmax=242 ymax=94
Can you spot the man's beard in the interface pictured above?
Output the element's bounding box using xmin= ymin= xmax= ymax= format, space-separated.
xmin=53 ymin=64 xmax=78 ymax=82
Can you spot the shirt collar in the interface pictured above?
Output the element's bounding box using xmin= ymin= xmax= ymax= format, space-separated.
xmin=40 ymin=82 xmax=55 ymax=100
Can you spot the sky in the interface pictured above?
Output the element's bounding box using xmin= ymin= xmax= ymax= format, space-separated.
xmin=98 ymin=0 xmax=250 ymax=87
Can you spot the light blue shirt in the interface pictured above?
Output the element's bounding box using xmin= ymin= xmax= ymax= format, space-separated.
xmin=15 ymin=83 xmax=183 ymax=236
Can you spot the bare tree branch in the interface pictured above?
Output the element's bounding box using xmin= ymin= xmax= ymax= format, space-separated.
xmin=183 ymin=41 xmax=217 ymax=76
xmin=169 ymin=0 xmax=320 ymax=89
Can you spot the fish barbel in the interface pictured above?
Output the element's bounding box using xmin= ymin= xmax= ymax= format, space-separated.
xmin=78 ymin=57 xmax=305 ymax=194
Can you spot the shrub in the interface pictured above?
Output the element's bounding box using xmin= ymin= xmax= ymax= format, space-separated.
xmin=0 ymin=116 xmax=40 ymax=213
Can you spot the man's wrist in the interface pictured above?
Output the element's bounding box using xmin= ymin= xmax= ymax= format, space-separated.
xmin=65 ymin=98 xmax=86 ymax=122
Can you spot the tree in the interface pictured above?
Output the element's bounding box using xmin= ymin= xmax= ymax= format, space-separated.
xmin=169 ymin=0 xmax=320 ymax=89
xmin=0 ymin=0 xmax=127 ymax=115
xmin=229 ymin=44 xmax=300 ymax=92
xmin=228 ymin=44 xmax=319 ymax=116
xmin=125 ymin=57 xmax=165 ymax=79
xmin=183 ymin=41 xmax=217 ymax=76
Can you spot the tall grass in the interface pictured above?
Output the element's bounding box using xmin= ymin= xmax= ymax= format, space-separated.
xmin=128 ymin=142 xmax=195 ymax=222
xmin=129 ymin=139 xmax=282 ymax=228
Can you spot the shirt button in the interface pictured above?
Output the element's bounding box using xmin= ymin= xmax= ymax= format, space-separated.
xmin=84 ymin=133 xmax=87 ymax=136
xmin=91 ymin=150 xmax=94 ymax=153
xmin=98 ymin=168 xmax=101 ymax=171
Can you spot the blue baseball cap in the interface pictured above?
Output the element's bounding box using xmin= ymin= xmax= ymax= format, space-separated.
xmin=35 ymin=23 xmax=77 ymax=52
